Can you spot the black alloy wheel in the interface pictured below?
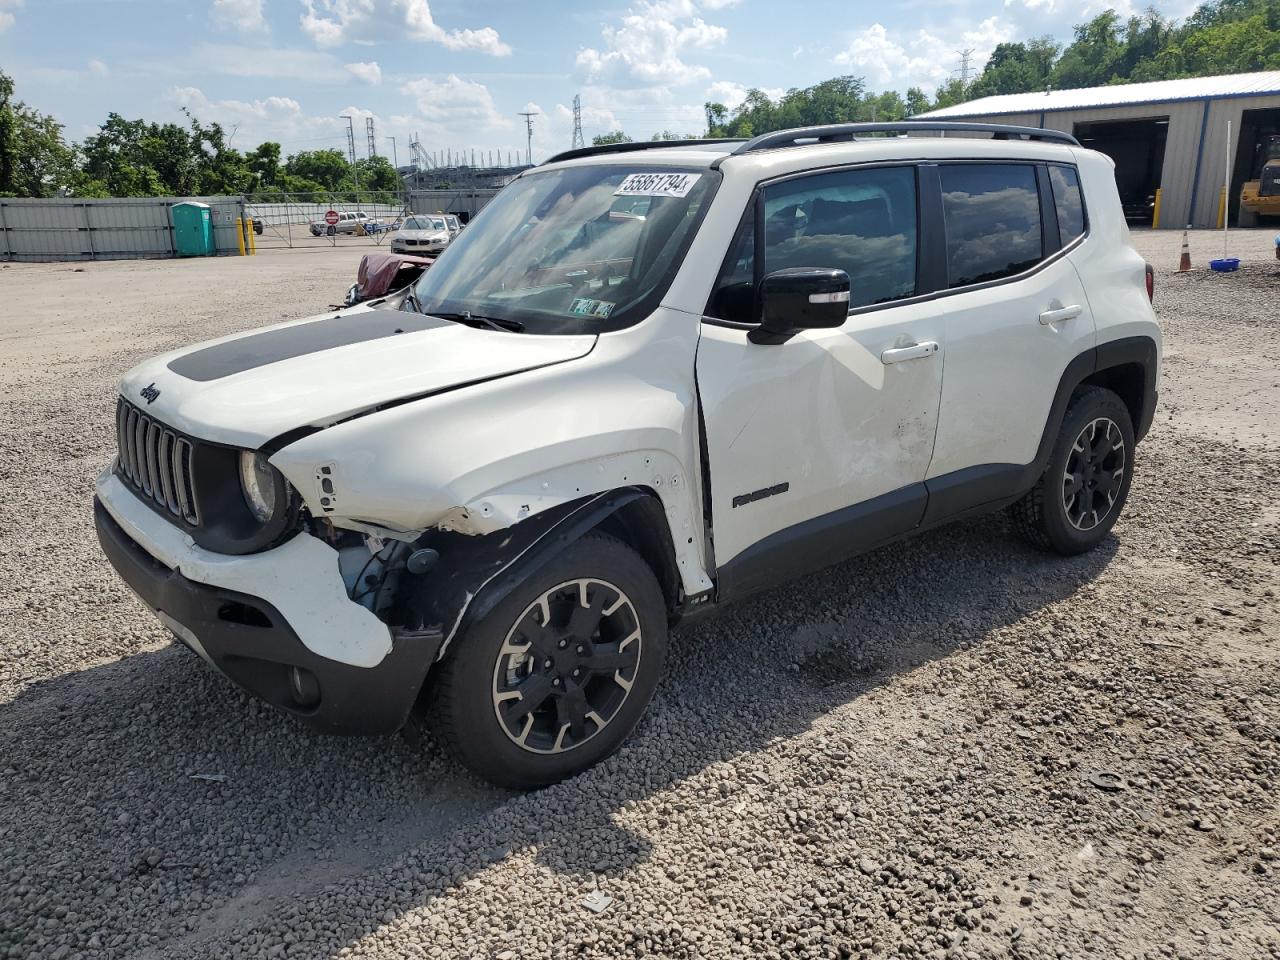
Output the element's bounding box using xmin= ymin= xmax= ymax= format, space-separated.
xmin=429 ymin=533 xmax=667 ymax=789
xmin=1010 ymin=385 xmax=1135 ymax=555
xmin=492 ymin=578 xmax=642 ymax=755
xmin=1062 ymin=417 xmax=1126 ymax=531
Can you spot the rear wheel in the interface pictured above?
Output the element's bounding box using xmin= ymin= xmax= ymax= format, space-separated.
xmin=326 ymin=225 xmax=336 ymax=237
xmin=1010 ymin=386 xmax=1135 ymax=555
xmin=430 ymin=534 xmax=667 ymax=789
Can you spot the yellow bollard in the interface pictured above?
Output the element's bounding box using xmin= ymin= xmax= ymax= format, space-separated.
xmin=247 ymin=218 xmax=257 ymax=255
xmin=235 ymin=217 xmax=247 ymax=257
xmin=1151 ymin=188 xmax=1162 ymax=229
xmin=1216 ymin=187 xmax=1226 ymax=230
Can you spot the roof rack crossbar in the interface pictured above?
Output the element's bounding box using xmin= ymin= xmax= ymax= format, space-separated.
xmin=543 ymin=138 xmax=748 ymax=166
xmin=732 ymin=121 xmax=1079 ymax=154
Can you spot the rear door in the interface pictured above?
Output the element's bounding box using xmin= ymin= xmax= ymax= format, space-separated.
xmin=696 ymin=163 xmax=946 ymax=598
xmin=923 ymin=161 xmax=1096 ymax=518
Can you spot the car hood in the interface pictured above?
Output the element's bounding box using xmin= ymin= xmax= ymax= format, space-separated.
xmin=120 ymin=304 xmax=596 ymax=449
xmin=398 ymin=229 xmax=450 ymax=242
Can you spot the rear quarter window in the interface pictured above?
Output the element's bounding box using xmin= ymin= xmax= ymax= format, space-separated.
xmin=1049 ymin=166 xmax=1087 ymax=244
xmin=939 ymin=164 xmax=1043 ymax=288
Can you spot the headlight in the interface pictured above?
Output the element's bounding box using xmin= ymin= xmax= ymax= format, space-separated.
xmin=239 ymin=451 xmax=279 ymax=522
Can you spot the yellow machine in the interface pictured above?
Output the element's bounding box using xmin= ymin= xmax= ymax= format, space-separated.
xmin=1240 ymin=134 xmax=1280 ymax=222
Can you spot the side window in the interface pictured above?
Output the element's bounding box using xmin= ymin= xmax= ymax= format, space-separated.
xmin=939 ymin=164 xmax=1042 ymax=287
xmin=763 ymin=166 xmax=917 ymax=310
xmin=1049 ymin=165 xmax=1086 ymax=244
xmin=706 ymin=166 xmax=918 ymax=321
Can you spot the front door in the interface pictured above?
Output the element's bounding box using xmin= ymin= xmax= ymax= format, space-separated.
xmin=696 ymin=164 xmax=945 ymax=599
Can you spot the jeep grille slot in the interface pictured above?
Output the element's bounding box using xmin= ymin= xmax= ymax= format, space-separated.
xmin=115 ymin=397 xmax=200 ymax=526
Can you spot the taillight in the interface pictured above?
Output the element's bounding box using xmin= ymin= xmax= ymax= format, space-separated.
xmin=1144 ymin=263 xmax=1154 ymax=302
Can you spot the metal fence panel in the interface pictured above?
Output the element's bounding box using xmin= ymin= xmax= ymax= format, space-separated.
xmin=0 ymin=196 xmax=246 ymax=262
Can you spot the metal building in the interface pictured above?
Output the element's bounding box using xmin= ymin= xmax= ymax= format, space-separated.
xmin=918 ymin=70 xmax=1280 ymax=228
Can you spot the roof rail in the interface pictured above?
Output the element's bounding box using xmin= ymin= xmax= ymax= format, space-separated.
xmin=543 ymin=138 xmax=747 ymax=165
xmin=730 ymin=121 xmax=1080 ymax=155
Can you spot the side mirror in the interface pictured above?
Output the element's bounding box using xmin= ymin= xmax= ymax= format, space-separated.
xmin=748 ymin=267 xmax=851 ymax=345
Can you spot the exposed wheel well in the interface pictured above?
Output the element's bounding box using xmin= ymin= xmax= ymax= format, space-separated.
xmin=1079 ymin=362 xmax=1146 ymax=437
xmin=594 ymin=493 xmax=682 ymax=615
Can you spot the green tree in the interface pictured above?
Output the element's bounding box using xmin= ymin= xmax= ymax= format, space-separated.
xmin=592 ymin=131 xmax=633 ymax=145
xmin=905 ymin=87 xmax=932 ymax=117
xmin=284 ymin=149 xmax=350 ymax=191
xmin=969 ymin=38 xmax=1060 ymax=98
xmin=353 ymin=155 xmax=400 ymax=193
xmin=0 ymin=70 xmax=79 ymax=197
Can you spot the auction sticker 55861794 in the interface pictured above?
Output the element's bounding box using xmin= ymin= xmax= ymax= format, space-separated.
xmin=614 ymin=172 xmax=702 ymax=198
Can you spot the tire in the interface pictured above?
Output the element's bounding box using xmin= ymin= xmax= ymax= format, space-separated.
xmin=1010 ymin=385 xmax=1135 ymax=555
xmin=326 ymin=225 xmax=336 ymax=237
xmin=429 ymin=534 xmax=667 ymax=789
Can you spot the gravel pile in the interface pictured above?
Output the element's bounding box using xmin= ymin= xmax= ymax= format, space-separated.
xmin=1 ymin=240 xmax=1278 ymax=959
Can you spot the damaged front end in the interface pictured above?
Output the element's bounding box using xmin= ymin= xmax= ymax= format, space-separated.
xmin=317 ymin=487 xmax=656 ymax=674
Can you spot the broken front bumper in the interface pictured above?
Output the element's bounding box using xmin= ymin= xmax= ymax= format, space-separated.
xmin=93 ymin=471 xmax=441 ymax=735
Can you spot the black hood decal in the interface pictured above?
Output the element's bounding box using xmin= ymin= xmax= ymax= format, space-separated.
xmin=167 ymin=310 xmax=453 ymax=382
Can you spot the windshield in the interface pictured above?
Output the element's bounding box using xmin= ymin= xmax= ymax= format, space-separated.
xmin=404 ymin=216 xmax=445 ymax=231
xmin=408 ymin=164 xmax=718 ymax=334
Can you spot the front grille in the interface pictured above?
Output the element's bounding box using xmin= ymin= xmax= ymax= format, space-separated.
xmin=115 ymin=398 xmax=200 ymax=526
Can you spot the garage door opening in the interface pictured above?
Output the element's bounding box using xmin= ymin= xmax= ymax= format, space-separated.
xmin=1074 ymin=117 xmax=1169 ymax=226
xmin=1232 ymin=107 xmax=1280 ymax=226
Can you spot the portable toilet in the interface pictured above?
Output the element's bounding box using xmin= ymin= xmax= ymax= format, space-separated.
xmin=171 ymin=202 xmax=216 ymax=257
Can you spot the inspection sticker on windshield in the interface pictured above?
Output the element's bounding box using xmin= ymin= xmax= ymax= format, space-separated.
xmin=614 ymin=172 xmax=701 ymax=198
xmin=569 ymin=297 xmax=615 ymax=318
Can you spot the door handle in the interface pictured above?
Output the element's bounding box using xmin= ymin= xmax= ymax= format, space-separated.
xmin=881 ymin=341 xmax=940 ymax=365
xmin=1039 ymin=304 xmax=1083 ymax=325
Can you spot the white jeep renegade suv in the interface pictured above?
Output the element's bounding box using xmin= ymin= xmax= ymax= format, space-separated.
xmin=96 ymin=122 xmax=1161 ymax=788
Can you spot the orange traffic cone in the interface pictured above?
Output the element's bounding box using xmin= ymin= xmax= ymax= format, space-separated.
xmin=1178 ymin=228 xmax=1192 ymax=272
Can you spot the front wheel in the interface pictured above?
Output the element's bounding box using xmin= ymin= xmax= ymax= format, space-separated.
xmin=429 ymin=534 xmax=667 ymax=789
xmin=326 ymin=225 xmax=336 ymax=237
xmin=1010 ymin=385 xmax=1135 ymax=555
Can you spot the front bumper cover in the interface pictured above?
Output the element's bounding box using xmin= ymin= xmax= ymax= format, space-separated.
xmin=94 ymin=497 xmax=441 ymax=735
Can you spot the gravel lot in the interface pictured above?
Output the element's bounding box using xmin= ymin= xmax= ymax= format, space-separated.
xmin=2 ymin=229 xmax=1278 ymax=960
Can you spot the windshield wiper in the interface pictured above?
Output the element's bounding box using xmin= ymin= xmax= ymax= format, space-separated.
xmin=430 ymin=310 xmax=525 ymax=333
xmin=401 ymin=289 xmax=425 ymax=314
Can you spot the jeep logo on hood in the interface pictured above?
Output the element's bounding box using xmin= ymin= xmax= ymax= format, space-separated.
xmin=140 ymin=383 xmax=161 ymax=404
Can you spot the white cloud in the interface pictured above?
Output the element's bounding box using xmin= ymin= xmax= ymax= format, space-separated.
xmin=0 ymin=0 xmax=23 ymax=34
xmin=833 ymin=17 xmax=1015 ymax=93
xmin=299 ymin=0 xmax=509 ymax=55
xmin=401 ymin=74 xmax=509 ymax=129
xmin=212 ymin=0 xmax=268 ymax=33
xmin=396 ymin=0 xmax=511 ymax=55
xmin=344 ymin=60 xmax=382 ymax=84
xmin=576 ymin=0 xmax=729 ymax=89
xmin=87 ymin=59 xmax=109 ymax=77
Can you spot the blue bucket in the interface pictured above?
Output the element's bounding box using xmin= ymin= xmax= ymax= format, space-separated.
xmin=1209 ymin=257 xmax=1240 ymax=272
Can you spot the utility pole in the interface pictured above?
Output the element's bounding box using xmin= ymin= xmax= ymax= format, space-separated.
xmin=571 ymin=94 xmax=585 ymax=150
xmin=955 ymin=48 xmax=976 ymax=88
xmin=518 ymin=111 xmax=538 ymax=166
xmin=339 ymin=115 xmax=357 ymax=166
xmin=340 ymin=114 xmax=358 ymax=191
xmin=386 ymin=136 xmax=398 ymax=168
xmin=366 ymin=116 xmax=377 ymax=158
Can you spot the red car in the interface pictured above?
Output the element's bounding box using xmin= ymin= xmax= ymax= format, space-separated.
xmin=344 ymin=252 xmax=435 ymax=306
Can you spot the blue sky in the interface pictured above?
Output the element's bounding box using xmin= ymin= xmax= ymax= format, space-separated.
xmin=0 ymin=0 xmax=1200 ymax=164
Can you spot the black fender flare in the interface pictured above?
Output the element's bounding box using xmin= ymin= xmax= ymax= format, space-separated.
xmin=394 ymin=487 xmax=655 ymax=663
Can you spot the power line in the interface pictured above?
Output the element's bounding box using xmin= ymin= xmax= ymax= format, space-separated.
xmin=518 ymin=110 xmax=538 ymax=165
xmin=571 ymin=94 xmax=585 ymax=150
